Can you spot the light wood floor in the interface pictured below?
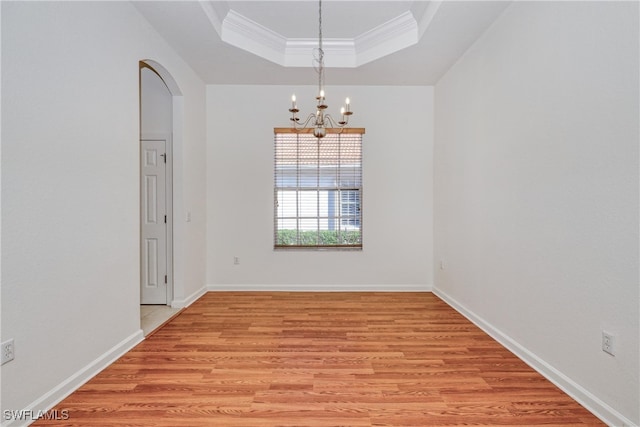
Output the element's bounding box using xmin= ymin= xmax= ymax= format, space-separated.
xmin=35 ymin=292 xmax=603 ymax=426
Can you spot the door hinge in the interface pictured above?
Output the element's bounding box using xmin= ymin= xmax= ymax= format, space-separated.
xmin=164 ymin=215 xmax=167 ymax=223
xmin=164 ymin=275 xmax=168 ymax=284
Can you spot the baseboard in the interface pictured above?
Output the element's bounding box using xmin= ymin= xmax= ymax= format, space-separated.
xmin=171 ymin=285 xmax=207 ymax=308
xmin=206 ymin=283 xmax=433 ymax=292
xmin=3 ymin=286 xmax=208 ymax=427
xmin=432 ymin=286 xmax=636 ymax=427
xmin=2 ymin=330 xmax=144 ymax=427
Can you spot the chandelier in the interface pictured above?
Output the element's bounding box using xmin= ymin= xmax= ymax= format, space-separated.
xmin=288 ymin=0 xmax=353 ymax=138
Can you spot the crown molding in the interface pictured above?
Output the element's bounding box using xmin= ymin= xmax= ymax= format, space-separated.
xmin=199 ymin=1 xmax=223 ymax=37
xmin=207 ymin=3 xmax=441 ymax=68
xmin=284 ymin=38 xmax=356 ymax=68
xmin=417 ymin=0 xmax=443 ymax=38
xmin=221 ymin=9 xmax=287 ymax=65
xmin=355 ymin=11 xmax=418 ymax=66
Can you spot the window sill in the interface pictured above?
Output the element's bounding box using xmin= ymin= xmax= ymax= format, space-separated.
xmin=274 ymin=245 xmax=362 ymax=251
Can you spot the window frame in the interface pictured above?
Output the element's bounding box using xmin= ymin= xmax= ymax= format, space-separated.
xmin=274 ymin=128 xmax=364 ymax=250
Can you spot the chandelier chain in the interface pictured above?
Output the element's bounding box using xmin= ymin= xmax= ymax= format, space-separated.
xmin=317 ymin=0 xmax=324 ymax=91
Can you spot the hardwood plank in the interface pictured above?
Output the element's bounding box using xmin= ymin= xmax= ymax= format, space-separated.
xmin=33 ymin=292 xmax=604 ymax=426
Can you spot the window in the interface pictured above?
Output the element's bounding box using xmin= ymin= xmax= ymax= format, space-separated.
xmin=274 ymin=128 xmax=364 ymax=249
xmin=340 ymin=190 xmax=360 ymax=228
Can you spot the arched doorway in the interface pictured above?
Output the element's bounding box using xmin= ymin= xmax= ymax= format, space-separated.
xmin=139 ymin=60 xmax=183 ymax=334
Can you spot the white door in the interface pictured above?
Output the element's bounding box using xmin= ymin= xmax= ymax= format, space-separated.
xmin=141 ymin=139 xmax=168 ymax=304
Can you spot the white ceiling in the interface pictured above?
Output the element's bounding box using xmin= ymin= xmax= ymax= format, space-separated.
xmin=133 ymin=1 xmax=511 ymax=85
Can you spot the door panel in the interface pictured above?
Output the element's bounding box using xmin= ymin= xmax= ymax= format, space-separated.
xmin=141 ymin=139 xmax=167 ymax=304
xmin=145 ymin=176 xmax=158 ymax=223
xmin=145 ymin=238 xmax=159 ymax=287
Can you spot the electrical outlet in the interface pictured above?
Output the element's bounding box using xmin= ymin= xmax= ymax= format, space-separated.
xmin=1 ymin=339 xmax=15 ymax=365
xmin=602 ymin=331 xmax=615 ymax=356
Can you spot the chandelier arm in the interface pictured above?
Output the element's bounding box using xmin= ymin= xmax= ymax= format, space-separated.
xmin=324 ymin=114 xmax=349 ymax=129
xmin=291 ymin=113 xmax=318 ymax=130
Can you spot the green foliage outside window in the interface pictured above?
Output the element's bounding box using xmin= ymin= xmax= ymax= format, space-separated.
xmin=276 ymin=229 xmax=361 ymax=246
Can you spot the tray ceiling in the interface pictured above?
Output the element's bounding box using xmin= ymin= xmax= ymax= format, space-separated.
xmin=133 ymin=1 xmax=512 ymax=85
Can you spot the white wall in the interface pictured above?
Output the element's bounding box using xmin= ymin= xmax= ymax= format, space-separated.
xmin=207 ymin=85 xmax=433 ymax=290
xmin=434 ymin=2 xmax=638 ymax=425
xmin=141 ymin=67 xmax=172 ymax=135
xmin=1 ymin=1 xmax=206 ymax=419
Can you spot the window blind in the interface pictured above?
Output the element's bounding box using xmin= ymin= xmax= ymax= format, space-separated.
xmin=274 ymin=128 xmax=364 ymax=248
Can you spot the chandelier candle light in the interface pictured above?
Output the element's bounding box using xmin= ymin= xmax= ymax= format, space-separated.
xmin=288 ymin=0 xmax=353 ymax=138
